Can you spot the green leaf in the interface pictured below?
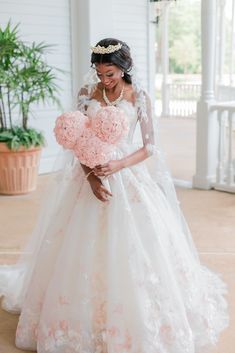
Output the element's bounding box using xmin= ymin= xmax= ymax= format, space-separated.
xmin=0 ymin=21 xmax=63 ymax=130
xmin=0 ymin=127 xmax=45 ymax=149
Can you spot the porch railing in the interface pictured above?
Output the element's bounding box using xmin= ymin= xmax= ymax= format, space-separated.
xmin=211 ymin=102 xmax=235 ymax=193
xmin=162 ymin=83 xmax=201 ymax=118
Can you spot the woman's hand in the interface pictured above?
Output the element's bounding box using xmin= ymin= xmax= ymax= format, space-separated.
xmin=88 ymin=174 xmax=113 ymax=203
xmin=93 ymin=160 xmax=123 ymax=177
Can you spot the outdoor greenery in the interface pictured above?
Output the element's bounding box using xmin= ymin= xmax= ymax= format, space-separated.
xmin=156 ymin=0 xmax=234 ymax=78
xmin=0 ymin=22 xmax=61 ymax=150
xmin=156 ymin=0 xmax=201 ymax=74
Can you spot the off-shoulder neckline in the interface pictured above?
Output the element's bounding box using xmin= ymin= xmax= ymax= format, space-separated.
xmin=88 ymin=98 xmax=136 ymax=110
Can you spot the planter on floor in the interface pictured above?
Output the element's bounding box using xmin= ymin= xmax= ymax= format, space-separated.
xmin=0 ymin=142 xmax=42 ymax=195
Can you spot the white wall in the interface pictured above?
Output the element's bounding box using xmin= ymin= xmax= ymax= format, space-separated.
xmin=0 ymin=0 xmax=73 ymax=173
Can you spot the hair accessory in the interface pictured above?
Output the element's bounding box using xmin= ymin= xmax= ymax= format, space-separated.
xmin=91 ymin=43 xmax=122 ymax=54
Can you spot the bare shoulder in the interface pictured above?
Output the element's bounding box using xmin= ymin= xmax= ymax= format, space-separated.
xmin=90 ymin=83 xmax=103 ymax=100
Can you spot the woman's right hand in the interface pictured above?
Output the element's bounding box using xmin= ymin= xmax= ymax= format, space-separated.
xmin=88 ymin=174 xmax=113 ymax=203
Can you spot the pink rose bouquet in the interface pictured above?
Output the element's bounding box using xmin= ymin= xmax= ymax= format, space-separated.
xmin=54 ymin=106 xmax=129 ymax=169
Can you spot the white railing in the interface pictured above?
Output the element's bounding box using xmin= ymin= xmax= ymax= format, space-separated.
xmin=162 ymin=83 xmax=201 ymax=118
xmin=217 ymin=85 xmax=235 ymax=101
xmin=211 ymin=102 xmax=235 ymax=193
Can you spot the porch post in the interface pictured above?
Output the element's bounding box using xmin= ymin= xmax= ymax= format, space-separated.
xmin=230 ymin=0 xmax=235 ymax=85
xmin=161 ymin=3 xmax=170 ymax=117
xmin=218 ymin=0 xmax=226 ymax=85
xmin=193 ymin=0 xmax=218 ymax=189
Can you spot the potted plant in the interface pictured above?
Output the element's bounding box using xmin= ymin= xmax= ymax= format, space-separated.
xmin=0 ymin=22 xmax=61 ymax=195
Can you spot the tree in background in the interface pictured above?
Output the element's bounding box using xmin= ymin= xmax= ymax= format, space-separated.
xmin=156 ymin=0 xmax=201 ymax=74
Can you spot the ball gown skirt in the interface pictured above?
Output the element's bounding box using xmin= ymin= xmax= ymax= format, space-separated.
xmin=0 ymin=98 xmax=229 ymax=353
xmin=0 ymin=142 xmax=228 ymax=353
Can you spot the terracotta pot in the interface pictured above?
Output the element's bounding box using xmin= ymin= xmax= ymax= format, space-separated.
xmin=0 ymin=142 xmax=42 ymax=195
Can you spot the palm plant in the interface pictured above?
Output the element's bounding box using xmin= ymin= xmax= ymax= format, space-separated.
xmin=0 ymin=22 xmax=61 ymax=150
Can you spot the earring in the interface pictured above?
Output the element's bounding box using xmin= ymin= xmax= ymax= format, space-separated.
xmin=121 ymin=71 xmax=124 ymax=77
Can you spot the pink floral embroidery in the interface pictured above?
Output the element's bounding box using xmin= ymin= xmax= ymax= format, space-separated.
xmin=59 ymin=295 xmax=69 ymax=305
xmin=93 ymin=301 xmax=107 ymax=327
xmin=160 ymin=324 xmax=173 ymax=342
xmin=59 ymin=320 xmax=69 ymax=331
xmin=48 ymin=323 xmax=57 ymax=337
xmin=114 ymin=329 xmax=132 ymax=351
xmin=107 ymin=326 xmax=120 ymax=337
xmin=32 ymin=323 xmax=39 ymax=340
xmin=113 ymin=303 xmax=124 ymax=315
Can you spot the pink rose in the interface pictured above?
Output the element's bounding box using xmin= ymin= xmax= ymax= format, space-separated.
xmin=74 ymin=127 xmax=114 ymax=168
xmin=54 ymin=111 xmax=89 ymax=149
xmin=91 ymin=106 xmax=129 ymax=144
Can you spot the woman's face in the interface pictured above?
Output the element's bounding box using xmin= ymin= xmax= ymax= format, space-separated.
xmin=95 ymin=63 xmax=123 ymax=89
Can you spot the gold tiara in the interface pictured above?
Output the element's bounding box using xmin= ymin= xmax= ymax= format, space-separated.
xmin=91 ymin=43 xmax=122 ymax=54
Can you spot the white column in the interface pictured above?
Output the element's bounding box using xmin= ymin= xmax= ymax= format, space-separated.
xmin=147 ymin=1 xmax=157 ymax=103
xmin=218 ymin=0 xmax=226 ymax=85
xmin=161 ymin=3 xmax=170 ymax=117
xmin=193 ymin=0 xmax=218 ymax=189
xmin=230 ymin=0 xmax=235 ymax=85
xmin=70 ymin=0 xmax=114 ymax=104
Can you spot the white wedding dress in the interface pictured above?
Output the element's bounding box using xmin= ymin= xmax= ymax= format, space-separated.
xmin=0 ymin=90 xmax=229 ymax=353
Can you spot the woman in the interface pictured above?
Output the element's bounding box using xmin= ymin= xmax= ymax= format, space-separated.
xmin=0 ymin=38 xmax=229 ymax=353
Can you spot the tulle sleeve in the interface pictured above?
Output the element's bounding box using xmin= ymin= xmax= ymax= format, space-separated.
xmin=76 ymin=83 xmax=97 ymax=114
xmin=76 ymin=85 xmax=90 ymax=114
xmin=136 ymin=90 xmax=157 ymax=156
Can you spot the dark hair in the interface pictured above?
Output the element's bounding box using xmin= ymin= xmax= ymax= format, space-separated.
xmin=91 ymin=38 xmax=133 ymax=84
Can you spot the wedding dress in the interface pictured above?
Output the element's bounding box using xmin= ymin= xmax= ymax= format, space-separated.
xmin=0 ymin=83 xmax=229 ymax=353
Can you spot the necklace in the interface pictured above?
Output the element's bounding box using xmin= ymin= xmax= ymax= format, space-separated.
xmin=102 ymin=85 xmax=124 ymax=106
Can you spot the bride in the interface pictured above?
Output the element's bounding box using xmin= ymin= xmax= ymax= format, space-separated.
xmin=0 ymin=38 xmax=229 ymax=353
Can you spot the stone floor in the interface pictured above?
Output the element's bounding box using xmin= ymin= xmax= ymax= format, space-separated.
xmin=158 ymin=116 xmax=196 ymax=182
xmin=0 ymin=117 xmax=234 ymax=353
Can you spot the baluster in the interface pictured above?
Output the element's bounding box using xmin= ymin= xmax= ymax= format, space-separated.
xmin=176 ymin=85 xmax=179 ymax=116
xmin=217 ymin=109 xmax=225 ymax=183
xmin=176 ymin=84 xmax=179 ymax=116
xmin=169 ymin=84 xmax=172 ymax=117
xmin=181 ymin=84 xmax=184 ymax=116
xmin=226 ymin=110 xmax=235 ymax=185
xmin=184 ymin=85 xmax=187 ymax=116
xmin=176 ymin=83 xmax=179 ymax=116
xmin=185 ymin=84 xmax=188 ymax=116
xmin=170 ymin=84 xmax=173 ymax=116
xmin=172 ymin=84 xmax=174 ymax=117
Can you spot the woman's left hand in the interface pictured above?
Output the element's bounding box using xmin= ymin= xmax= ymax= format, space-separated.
xmin=93 ymin=160 xmax=123 ymax=177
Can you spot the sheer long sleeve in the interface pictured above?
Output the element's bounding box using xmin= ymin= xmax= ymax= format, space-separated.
xmin=137 ymin=91 xmax=156 ymax=156
xmin=76 ymin=86 xmax=90 ymax=114
xmin=76 ymin=85 xmax=94 ymax=177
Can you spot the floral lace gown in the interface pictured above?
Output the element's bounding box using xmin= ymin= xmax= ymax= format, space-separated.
xmin=1 ymin=96 xmax=229 ymax=353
